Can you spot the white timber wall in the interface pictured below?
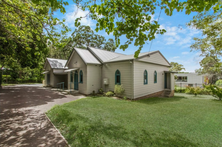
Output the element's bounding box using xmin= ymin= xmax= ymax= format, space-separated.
xmin=102 ymin=61 xmax=133 ymax=98
xmin=44 ymin=62 xmax=51 ymax=86
xmin=133 ymin=61 xmax=169 ymax=99
xmin=175 ymin=73 xmax=204 ymax=84
xmin=170 ymin=73 xmax=175 ymax=90
xmin=87 ymin=64 xmax=102 ymax=94
xmin=67 ymin=51 xmax=87 ymax=94
xmin=138 ymin=52 xmax=170 ymax=66
xmin=49 ymin=70 xmax=55 ymax=87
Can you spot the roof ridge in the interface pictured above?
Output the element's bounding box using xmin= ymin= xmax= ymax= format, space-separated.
xmin=88 ymin=46 xmax=126 ymax=55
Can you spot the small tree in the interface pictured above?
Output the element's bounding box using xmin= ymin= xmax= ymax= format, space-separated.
xmin=204 ymin=85 xmax=222 ymax=101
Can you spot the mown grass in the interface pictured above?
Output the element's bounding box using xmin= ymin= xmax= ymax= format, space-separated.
xmin=47 ymin=94 xmax=222 ymax=147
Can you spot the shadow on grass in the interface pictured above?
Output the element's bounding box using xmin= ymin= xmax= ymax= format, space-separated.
xmin=135 ymin=96 xmax=186 ymax=105
xmin=48 ymin=111 xmax=198 ymax=147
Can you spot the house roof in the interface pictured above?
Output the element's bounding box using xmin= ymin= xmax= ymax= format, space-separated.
xmin=104 ymin=51 xmax=158 ymax=63
xmin=64 ymin=47 xmax=170 ymax=67
xmin=46 ymin=58 xmax=67 ymax=69
xmin=88 ymin=47 xmax=125 ymax=63
xmin=75 ymin=48 xmax=101 ymax=65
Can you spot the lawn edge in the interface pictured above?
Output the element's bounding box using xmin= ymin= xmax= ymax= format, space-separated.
xmin=44 ymin=113 xmax=71 ymax=147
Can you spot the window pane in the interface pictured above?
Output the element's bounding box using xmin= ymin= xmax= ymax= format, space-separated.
xmin=117 ymin=76 xmax=120 ymax=83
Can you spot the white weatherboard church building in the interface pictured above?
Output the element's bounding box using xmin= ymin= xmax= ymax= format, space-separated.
xmin=43 ymin=47 xmax=175 ymax=99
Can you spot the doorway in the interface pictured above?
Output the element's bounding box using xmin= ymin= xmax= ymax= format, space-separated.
xmin=74 ymin=71 xmax=78 ymax=90
xmin=164 ymin=73 xmax=167 ymax=89
xmin=47 ymin=73 xmax=50 ymax=85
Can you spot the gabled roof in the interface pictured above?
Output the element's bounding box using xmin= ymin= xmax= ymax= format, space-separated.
xmin=88 ymin=47 xmax=125 ymax=63
xmin=75 ymin=48 xmax=101 ymax=65
xmin=88 ymin=47 xmax=170 ymax=66
xmin=65 ymin=48 xmax=101 ymax=66
xmin=105 ymin=51 xmax=157 ymax=63
xmin=46 ymin=58 xmax=67 ymax=69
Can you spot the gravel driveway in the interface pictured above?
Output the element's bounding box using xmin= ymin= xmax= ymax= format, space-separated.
xmin=0 ymin=85 xmax=84 ymax=147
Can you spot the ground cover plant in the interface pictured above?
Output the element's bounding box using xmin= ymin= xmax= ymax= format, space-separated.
xmin=47 ymin=94 xmax=222 ymax=147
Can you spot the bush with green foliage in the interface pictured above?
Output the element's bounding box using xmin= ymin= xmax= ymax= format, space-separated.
xmin=204 ymin=85 xmax=222 ymax=100
xmin=114 ymin=84 xmax=125 ymax=97
xmin=105 ymin=91 xmax=114 ymax=97
xmin=215 ymin=80 xmax=222 ymax=87
xmin=98 ymin=88 xmax=104 ymax=94
xmin=123 ymin=96 xmax=127 ymax=100
xmin=174 ymin=87 xmax=185 ymax=93
xmin=185 ymin=86 xmax=210 ymax=96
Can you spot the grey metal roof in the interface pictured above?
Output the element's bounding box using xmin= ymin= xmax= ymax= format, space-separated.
xmin=64 ymin=68 xmax=79 ymax=72
xmin=88 ymin=47 xmax=125 ymax=62
xmin=47 ymin=58 xmax=67 ymax=69
xmin=104 ymin=51 xmax=157 ymax=63
xmin=75 ymin=48 xmax=101 ymax=64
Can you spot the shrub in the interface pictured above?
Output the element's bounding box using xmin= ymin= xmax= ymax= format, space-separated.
xmin=114 ymin=84 xmax=125 ymax=97
xmin=16 ymin=78 xmax=22 ymax=83
xmin=123 ymin=96 xmax=127 ymax=100
xmin=215 ymin=80 xmax=222 ymax=87
xmin=200 ymin=87 xmax=211 ymax=95
xmin=204 ymin=84 xmax=222 ymax=100
xmin=185 ymin=86 xmax=210 ymax=96
xmin=105 ymin=91 xmax=114 ymax=97
xmin=98 ymin=88 xmax=103 ymax=94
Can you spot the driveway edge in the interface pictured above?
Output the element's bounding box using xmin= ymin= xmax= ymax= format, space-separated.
xmin=44 ymin=114 xmax=71 ymax=147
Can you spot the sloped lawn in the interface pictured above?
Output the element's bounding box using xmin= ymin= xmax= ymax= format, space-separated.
xmin=46 ymin=94 xmax=222 ymax=147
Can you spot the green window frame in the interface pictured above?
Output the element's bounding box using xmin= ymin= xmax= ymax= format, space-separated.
xmin=70 ymin=72 xmax=73 ymax=82
xmin=154 ymin=71 xmax=157 ymax=83
xmin=115 ymin=70 xmax=121 ymax=85
xmin=79 ymin=70 xmax=83 ymax=83
xmin=144 ymin=70 xmax=148 ymax=85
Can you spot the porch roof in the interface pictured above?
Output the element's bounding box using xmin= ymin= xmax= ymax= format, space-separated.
xmin=164 ymin=71 xmax=178 ymax=73
xmin=42 ymin=71 xmax=49 ymax=74
xmin=64 ymin=68 xmax=79 ymax=73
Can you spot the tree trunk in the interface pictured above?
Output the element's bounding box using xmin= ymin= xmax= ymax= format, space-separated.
xmin=0 ymin=69 xmax=2 ymax=89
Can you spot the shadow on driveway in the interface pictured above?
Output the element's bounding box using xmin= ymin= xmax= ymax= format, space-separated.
xmin=0 ymin=86 xmax=83 ymax=147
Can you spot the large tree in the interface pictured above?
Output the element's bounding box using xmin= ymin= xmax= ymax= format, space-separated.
xmin=169 ymin=62 xmax=185 ymax=72
xmin=55 ymin=25 xmax=117 ymax=59
xmin=75 ymin=0 xmax=220 ymax=57
xmin=0 ymin=0 xmax=69 ymax=87
xmin=188 ymin=6 xmax=222 ymax=83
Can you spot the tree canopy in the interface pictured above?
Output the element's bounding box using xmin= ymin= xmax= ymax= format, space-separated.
xmin=53 ymin=25 xmax=117 ymax=59
xmin=75 ymin=0 xmax=221 ymax=57
xmin=169 ymin=62 xmax=185 ymax=72
xmin=0 ymin=0 xmax=70 ymax=68
xmin=188 ymin=5 xmax=222 ymax=82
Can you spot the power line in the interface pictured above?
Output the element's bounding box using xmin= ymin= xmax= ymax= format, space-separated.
xmin=149 ymin=9 xmax=162 ymax=52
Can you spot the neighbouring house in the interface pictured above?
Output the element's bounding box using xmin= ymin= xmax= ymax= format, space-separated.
xmin=43 ymin=47 xmax=175 ymax=99
xmin=175 ymin=73 xmax=209 ymax=87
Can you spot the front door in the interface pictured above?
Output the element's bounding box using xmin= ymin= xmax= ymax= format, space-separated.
xmin=74 ymin=71 xmax=78 ymax=90
xmin=47 ymin=73 xmax=50 ymax=85
xmin=164 ymin=73 xmax=167 ymax=89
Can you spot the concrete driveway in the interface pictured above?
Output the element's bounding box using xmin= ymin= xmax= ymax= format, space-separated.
xmin=0 ymin=85 xmax=85 ymax=147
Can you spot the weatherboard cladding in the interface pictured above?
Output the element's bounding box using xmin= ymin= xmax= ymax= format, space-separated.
xmin=47 ymin=58 xmax=67 ymax=69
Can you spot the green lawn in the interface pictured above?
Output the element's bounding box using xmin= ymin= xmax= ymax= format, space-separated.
xmin=47 ymin=94 xmax=222 ymax=147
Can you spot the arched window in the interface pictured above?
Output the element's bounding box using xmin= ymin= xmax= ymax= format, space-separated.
xmin=79 ymin=70 xmax=83 ymax=83
xmin=154 ymin=71 xmax=157 ymax=83
xmin=144 ymin=70 xmax=148 ymax=84
xmin=115 ymin=70 xmax=121 ymax=85
xmin=70 ymin=72 xmax=73 ymax=82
